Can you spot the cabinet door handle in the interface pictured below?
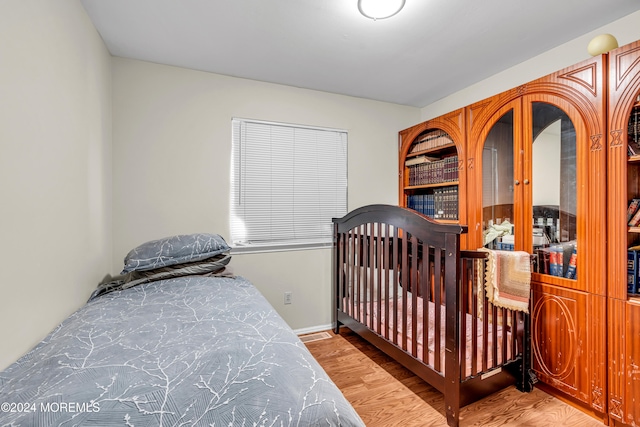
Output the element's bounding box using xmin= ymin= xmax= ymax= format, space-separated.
xmin=514 ymin=179 xmax=520 ymax=185
xmin=523 ymin=179 xmax=530 ymax=185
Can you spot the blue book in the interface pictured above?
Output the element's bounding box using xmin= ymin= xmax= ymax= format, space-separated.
xmin=628 ymin=250 xmax=638 ymax=294
xmin=548 ymin=248 xmax=556 ymax=276
xmin=565 ymin=247 xmax=577 ymax=279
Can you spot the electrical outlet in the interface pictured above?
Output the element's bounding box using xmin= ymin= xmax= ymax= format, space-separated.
xmin=284 ymin=291 xmax=292 ymax=305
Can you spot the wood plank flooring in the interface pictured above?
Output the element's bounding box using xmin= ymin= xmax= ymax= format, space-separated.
xmin=304 ymin=328 xmax=606 ymax=427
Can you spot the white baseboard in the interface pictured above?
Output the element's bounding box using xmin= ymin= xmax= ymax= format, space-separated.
xmin=293 ymin=323 xmax=333 ymax=336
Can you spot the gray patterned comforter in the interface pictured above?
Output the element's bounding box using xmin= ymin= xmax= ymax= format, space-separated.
xmin=0 ymin=276 xmax=364 ymax=426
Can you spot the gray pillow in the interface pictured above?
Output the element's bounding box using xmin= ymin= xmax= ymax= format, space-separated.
xmin=122 ymin=233 xmax=231 ymax=273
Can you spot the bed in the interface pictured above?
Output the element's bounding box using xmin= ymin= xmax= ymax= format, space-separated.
xmin=332 ymin=205 xmax=536 ymax=427
xmin=0 ymin=233 xmax=364 ymax=427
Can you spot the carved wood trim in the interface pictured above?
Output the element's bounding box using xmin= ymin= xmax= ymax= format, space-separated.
xmin=609 ymin=129 xmax=624 ymax=148
xmin=516 ymin=84 xmax=527 ymax=96
xmin=590 ymin=134 xmax=603 ymax=151
xmin=609 ymin=396 xmax=624 ymax=420
xmin=612 ymin=44 xmax=640 ymax=91
xmin=591 ymin=384 xmax=604 ymax=412
xmin=532 ymin=293 xmax=577 ymax=381
xmin=558 ymin=62 xmax=598 ymax=97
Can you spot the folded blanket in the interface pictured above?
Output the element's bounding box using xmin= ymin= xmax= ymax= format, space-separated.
xmin=89 ymin=254 xmax=233 ymax=301
xmin=483 ymin=220 xmax=513 ymax=246
xmin=478 ymin=248 xmax=531 ymax=313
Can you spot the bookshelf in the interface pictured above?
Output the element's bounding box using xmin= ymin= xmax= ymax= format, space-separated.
xmin=628 ymin=100 xmax=640 ymax=149
xmin=607 ymin=38 xmax=640 ymax=427
xmin=399 ymin=111 xmax=466 ymax=226
xmin=626 ymin=103 xmax=640 ymax=298
xmin=404 ymin=132 xmax=458 ymax=221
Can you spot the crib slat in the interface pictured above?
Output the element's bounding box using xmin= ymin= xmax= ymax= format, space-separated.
xmin=375 ymin=223 xmax=383 ymax=335
xmin=512 ymin=311 xmax=519 ymax=360
xmin=471 ymin=259 xmax=479 ymax=376
xmin=460 ymin=257 xmax=469 ymax=378
xmin=338 ymin=231 xmax=345 ymax=313
xmin=344 ymin=230 xmax=355 ymax=317
xmin=359 ymin=227 xmax=365 ymax=323
xmin=482 ymin=283 xmax=489 ymax=373
xmin=496 ymin=306 xmax=502 ymax=368
xmin=401 ymin=231 xmax=409 ymax=352
xmin=434 ymin=247 xmax=442 ymax=373
xmin=501 ymin=306 xmax=508 ymax=364
xmin=392 ymin=227 xmax=399 ymax=345
xmin=383 ymin=224 xmax=391 ymax=340
xmin=410 ymin=234 xmax=419 ymax=358
xmin=362 ymin=224 xmax=375 ymax=330
xmin=350 ymin=228 xmax=357 ymax=319
xmin=421 ymin=242 xmax=430 ymax=365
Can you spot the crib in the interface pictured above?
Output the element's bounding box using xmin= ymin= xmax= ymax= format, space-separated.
xmin=332 ymin=204 xmax=536 ymax=426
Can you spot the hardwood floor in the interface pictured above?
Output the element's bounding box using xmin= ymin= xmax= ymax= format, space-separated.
xmin=304 ymin=328 xmax=606 ymax=427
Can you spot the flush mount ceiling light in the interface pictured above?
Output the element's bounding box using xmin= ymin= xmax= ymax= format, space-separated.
xmin=358 ymin=0 xmax=406 ymax=20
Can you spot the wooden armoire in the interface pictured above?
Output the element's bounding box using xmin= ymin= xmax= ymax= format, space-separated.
xmin=399 ymin=39 xmax=640 ymax=426
xmin=607 ymin=39 xmax=640 ymax=427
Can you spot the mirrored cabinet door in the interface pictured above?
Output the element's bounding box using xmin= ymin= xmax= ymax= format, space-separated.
xmin=480 ymin=101 xmax=579 ymax=282
xmin=530 ymin=102 xmax=577 ymax=279
xmin=482 ymin=110 xmax=515 ymax=249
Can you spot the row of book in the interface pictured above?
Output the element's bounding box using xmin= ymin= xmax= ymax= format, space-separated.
xmin=409 ymin=132 xmax=453 ymax=153
xmin=627 ymin=248 xmax=640 ymax=295
xmin=629 ymin=106 xmax=640 ymax=144
xmin=627 ymin=198 xmax=640 ymax=226
xmin=495 ymin=241 xmax=514 ymax=251
xmin=407 ymin=186 xmax=458 ymax=220
xmin=493 ymin=239 xmax=578 ymax=279
xmin=534 ymin=244 xmax=577 ymax=279
xmin=406 ymin=155 xmax=459 ymax=186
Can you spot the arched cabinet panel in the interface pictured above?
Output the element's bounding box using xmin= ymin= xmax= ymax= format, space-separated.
xmin=399 ymin=109 xmax=467 ymax=245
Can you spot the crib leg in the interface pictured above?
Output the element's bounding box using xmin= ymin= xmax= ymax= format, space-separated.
xmin=516 ymin=310 xmax=537 ymax=392
xmin=445 ymin=401 xmax=460 ymax=427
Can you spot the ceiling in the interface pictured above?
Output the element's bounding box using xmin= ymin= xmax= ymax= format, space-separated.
xmin=80 ymin=0 xmax=640 ymax=108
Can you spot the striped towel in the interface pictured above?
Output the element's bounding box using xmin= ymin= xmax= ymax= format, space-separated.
xmin=478 ymin=248 xmax=531 ymax=313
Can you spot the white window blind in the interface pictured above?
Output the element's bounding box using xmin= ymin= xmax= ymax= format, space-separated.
xmin=230 ymin=118 xmax=347 ymax=250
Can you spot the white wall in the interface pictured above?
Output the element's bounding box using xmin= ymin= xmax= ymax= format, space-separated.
xmin=0 ymin=0 xmax=112 ymax=370
xmin=111 ymin=58 xmax=420 ymax=333
xmin=421 ymin=10 xmax=640 ymax=120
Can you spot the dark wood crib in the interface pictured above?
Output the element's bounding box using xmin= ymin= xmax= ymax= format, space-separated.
xmin=332 ymin=204 xmax=536 ymax=426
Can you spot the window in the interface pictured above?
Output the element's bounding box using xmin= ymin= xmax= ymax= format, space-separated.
xmin=230 ymin=118 xmax=347 ymax=251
